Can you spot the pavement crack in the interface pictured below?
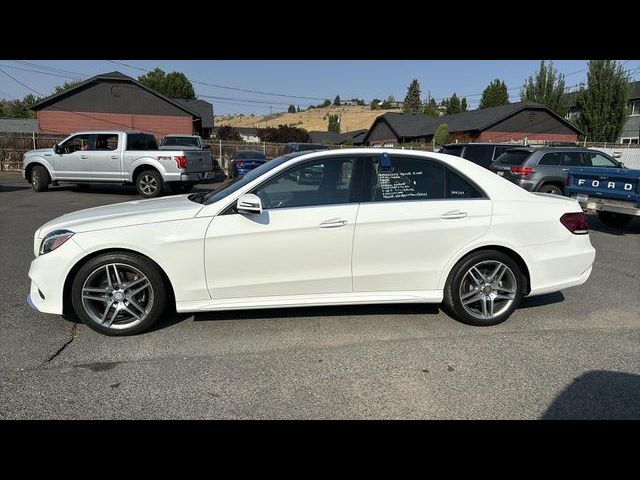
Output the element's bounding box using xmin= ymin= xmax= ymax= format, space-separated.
xmin=43 ymin=323 xmax=78 ymax=366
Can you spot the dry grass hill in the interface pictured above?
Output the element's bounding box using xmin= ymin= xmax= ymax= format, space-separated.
xmin=215 ymin=105 xmax=402 ymax=132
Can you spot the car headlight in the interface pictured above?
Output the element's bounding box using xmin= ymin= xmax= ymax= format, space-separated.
xmin=39 ymin=230 xmax=74 ymax=256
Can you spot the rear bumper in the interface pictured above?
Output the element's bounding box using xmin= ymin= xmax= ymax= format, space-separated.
xmin=571 ymin=195 xmax=640 ymax=216
xmin=164 ymin=171 xmax=216 ymax=183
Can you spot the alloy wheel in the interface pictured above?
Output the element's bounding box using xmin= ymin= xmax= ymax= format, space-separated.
xmin=458 ymin=260 xmax=517 ymax=320
xmin=139 ymin=175 xmax=158 ymax=195
xmin=81 ymin=263 xmax=154 ymax=330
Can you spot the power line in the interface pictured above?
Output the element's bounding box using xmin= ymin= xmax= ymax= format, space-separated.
xmin=107 ymin=60 xmax=330 ymax=102
xmin=0 ymin=68 xmax=43 ymax=97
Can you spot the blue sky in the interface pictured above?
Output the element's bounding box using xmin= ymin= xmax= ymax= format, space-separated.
xmin=1 ymin=60 xmax=638 ymax=115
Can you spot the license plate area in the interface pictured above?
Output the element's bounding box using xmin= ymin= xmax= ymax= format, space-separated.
xmin=576 ymin=194 xmax=589 ymax=204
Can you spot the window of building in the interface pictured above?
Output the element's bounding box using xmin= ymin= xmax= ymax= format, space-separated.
xmin=629 ymin=99 xmax=640 ymax=116
xmin=621 ymin=137 xmax=639 ymax=144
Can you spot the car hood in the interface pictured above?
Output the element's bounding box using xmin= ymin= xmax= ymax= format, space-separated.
xmin=25 ymin=148 xmax=54 ymax=157
xmin=36 ymin=195 xmax=204 ymax=238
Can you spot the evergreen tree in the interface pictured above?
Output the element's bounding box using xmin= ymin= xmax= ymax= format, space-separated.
xmin=403 ymin=79 xmax=422 ymax=113
xmin=445 ymin=93 xmax=462 ymax=114
xmin=288 ymin=104 xmax=296 ymax=113
xmin=521 ymin=60 xmax=567 ymax=116
xmin=575 ymin=60 xmax=631 ymax=142
xmin=423 ymin=97 xmax=439 ymax=116
xmin=479 ymin=79 xmax=509 ymax=109
xmin=327 ymin=114 xmax=341 ymax=133
xmin=333 ymin=95 xmax=341 ymax=106
xmin=433 ymin=124 xmax=449 ymax=149
xmin=461 ymin=97 xmax=468 ymax=112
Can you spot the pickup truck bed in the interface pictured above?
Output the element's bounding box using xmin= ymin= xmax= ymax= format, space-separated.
xmin=565 ymin=166 xmax=640 ymax=227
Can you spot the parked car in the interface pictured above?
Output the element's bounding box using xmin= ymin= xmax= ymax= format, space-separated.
xmin=565 ymin=166 xmax=639 ymax=228
xmin=490 ymin=146 xmax=624 ymax=195
xmin=22 ymin=131 xmax=216 ymax=198
xmin=27 ymin=148 xmax=595 ymax=336
xmin=159 ymin=134 xmax=204 ymax=150
xmin=283 ymin=142 xmax=329 ymax=154
xmin=440 ymin=143 xmax=519 ymax=169
xmin=229 ymin=150 xmax=268 ymax=179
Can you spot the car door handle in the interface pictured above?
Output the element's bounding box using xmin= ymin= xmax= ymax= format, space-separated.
xmin=111 ymin=155 xmax=119 ymax=159
xmin=441 ymin=210 xmax=467 ymax=220
xmin=319 ymin=218 xmax=348 ymax=228
xmin=80 ymin=155 xmax=88 ymax=159
xmin=561 ymin=168 xmax=569 ymax=171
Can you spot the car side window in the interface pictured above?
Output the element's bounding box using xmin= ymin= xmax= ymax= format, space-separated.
xmin=561 ymin=152 xmax=587 ymax=167
xmin=253 ymin=156 xmax=357 ymax=210
xmin=588 ymin=153 xmax=618 ymax=167
xmin=59 ymin=134 xmax=91 ymax=154
xmin=94 ymin=134 xmax=119 ymax=151
xmin=538 ymin=152 xmax=562 ymax=166
xmin=446 ymin=167 xmax=485 ymax=199
xmin=370 ymin=155 xmax=445 ymax=202
xmin=492 ymin=146 xmax=510 ymax=160
xmin=463 ymin=145 xmax=493 ymax=168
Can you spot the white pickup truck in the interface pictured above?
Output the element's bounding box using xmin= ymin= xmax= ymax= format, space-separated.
xmin=22 ymin=131 xmax=215 ymax=198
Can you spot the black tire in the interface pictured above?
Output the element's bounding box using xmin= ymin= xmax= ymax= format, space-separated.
xmin=443 ymin=250 xmax=525 ymax=327
xmin=31 ymin=165 xmax=50 ymax=192
xmin=71 ymin=252 xmax=168 ymax=336
xmin=175 ymin=183 xmax=194 ymax=193
xmin=136 ymin=169 xmax=164 ymax=198
xmin=538 ymin=184 xmax=563 ymax=195
xmin=597 ymin=211 xmax=633 ymax=228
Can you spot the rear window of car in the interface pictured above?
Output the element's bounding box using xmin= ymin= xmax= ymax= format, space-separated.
xmin=162 ymin=136 xmax=200 ymax=147
xmin=494 ymin=150 xmax=532 ymax=166
xmin=441 ymin=145 xmax=464 ymax=157
xmin=127 ymin=134 xmax=158 ymax=150
xmin=236 ymin=151 xmax=266 ymax=160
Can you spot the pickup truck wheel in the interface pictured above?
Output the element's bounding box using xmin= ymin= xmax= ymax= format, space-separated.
xmin=136 ymin=170 xmax=164 ymax=198
xmin=597 ymin=211 xmax=633 ymax=228
xmin=31 ymin=166 xmax=50 ymax=192
xmin=444 ymin=250 xmax=524 ymax=327
xmin=539 ymin=184 xmax=563 ymax=195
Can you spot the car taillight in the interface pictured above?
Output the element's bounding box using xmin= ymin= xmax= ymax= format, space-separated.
xmin=511 ymin=166 xmax=535 ymax=175
xmin=560 ymin=212 xmax=589 ymax=235
xmin=174 ymin=156 xmax=187 ymax=169
xmin=236 ymin=161 xmax=245 ymax=168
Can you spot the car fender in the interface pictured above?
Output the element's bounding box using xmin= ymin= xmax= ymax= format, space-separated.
xmin=24 ymin=156 xmax=56 ymax=181
xmin=128 ymin=157 xmax=169 ymax=183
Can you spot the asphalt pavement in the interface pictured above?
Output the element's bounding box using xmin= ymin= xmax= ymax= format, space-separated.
xmin=1 ymin=172 xmax=639 ymax=419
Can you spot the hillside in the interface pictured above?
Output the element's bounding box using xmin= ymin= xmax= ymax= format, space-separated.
xmin=214 ymin=105 xmax=402 ymax=132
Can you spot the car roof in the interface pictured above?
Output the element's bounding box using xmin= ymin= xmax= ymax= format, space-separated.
xmin=443 ymin=142 xmax=521 ymax=147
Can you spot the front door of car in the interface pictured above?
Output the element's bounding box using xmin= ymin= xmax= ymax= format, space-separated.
xmin=352 ymin=154 xmax=492 ymax=293
xmin=53 ymin=134 xmax=92 ymax=180
xmin=205 ymin=156 xmax=363 ymax=299
xmin=89 ymin=133 xmax=122 ymax=182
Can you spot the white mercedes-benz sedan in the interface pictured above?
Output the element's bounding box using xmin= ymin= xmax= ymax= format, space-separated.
xmin=27 ymin=149 xmax=596 ymax=335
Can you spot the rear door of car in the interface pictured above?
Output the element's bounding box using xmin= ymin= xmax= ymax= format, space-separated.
xmin=88 ymin=133 xmax=122 ymax=182
xmin=352 ymin=154 xmax=492 ymax=293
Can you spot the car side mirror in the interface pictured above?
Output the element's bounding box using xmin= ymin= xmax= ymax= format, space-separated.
xmin=236 ymin=193 xmax=262 ymax=215
xmin=53 ymin=143 xmax=61 ymax=154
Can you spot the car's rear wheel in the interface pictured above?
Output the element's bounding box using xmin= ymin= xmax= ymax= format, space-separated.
xmin=136 ymin=170 xmax=164 ymax=198
xmin=31 ymin=166 xmax=50 ymax=192
xmin=539 ymin=184 xmax=563 ymax=195
xmin=597 ymin=211 xmax=633 ymax=228
xmin=444 ymin=250 xmax=525 ymax=326
xmin=71 ymin=252 xmax=168 ymax=336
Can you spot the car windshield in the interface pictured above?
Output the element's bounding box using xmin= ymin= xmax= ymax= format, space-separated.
xmin=189 ymin=152 xmax=305 ymax=205
xmin=162 ymin=137 xmax=199 ymax=147
xmin=494 ymin=150 xmax=532 ymax=166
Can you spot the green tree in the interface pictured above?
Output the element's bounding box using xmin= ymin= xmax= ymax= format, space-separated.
xmin=403 ymin=79 xmax=422 ymax=113
xmin=333 ymin=95 xmax=341 ymax=106
xmin=288 ymin=104 xmax=296 ymax=113
xmin=257 ymin=125 xmax=310 ymax=143
xmin=479 ymin=79 xmax=509 ymax=109
xmin=54 ymin=80 xmax=82 ymax=94
xmin=521 ymin=60 xmax=567 ymax=116
xmin=423 ymin=97 xmax=439 ymax=116
xmin=215 ymin=125 xmax=241 ymax=141
xmin=432 ymin=124 xmax=449 ymax=149
xmin=444 ymin=93 xmax=462 ymax=114
xmin=327 ymin=114 xmax=341 ymax=133
xmin=461 ymin=97 xmax=468 ymax=112
xmin=138 ymin=68 xmax=196 ymax=99
xmin=0 ymin=94 xmax=39 ymax=118
xmin=575 ymin=60 xmax=631 ymax=142
xmin=370 ymin=98 xmax=381 ymax=110
xmin=321 ymin=99 xmax=331 ymax=108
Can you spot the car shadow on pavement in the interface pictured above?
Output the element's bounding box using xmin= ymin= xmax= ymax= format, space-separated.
xmin=587 ymin=215 xmax=640 ymax=236
xmin=540 ymin=370 xmax=640 ymax=420
xmin=192 ymin=303 xmax=440 ymax=323
xmin=0 ymin=183 xmax=31 ymax=192
xmin=518 ymin=292 xmax=565 ymax=309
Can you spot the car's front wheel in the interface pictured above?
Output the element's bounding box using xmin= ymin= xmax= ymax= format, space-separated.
xmin=444 ymin=250 xmax=525 ymax=326
xmin=71 ymin=252 xmax=168 ymax=336
xmin=31 ymin=165 xmax=50 ymax=192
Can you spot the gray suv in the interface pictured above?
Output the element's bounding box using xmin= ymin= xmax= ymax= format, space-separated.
xmin=490 ymin=146 xmax=624 ymax=195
